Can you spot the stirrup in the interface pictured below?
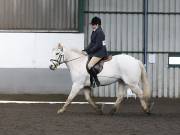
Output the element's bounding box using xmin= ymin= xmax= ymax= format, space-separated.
xmin=91 ymin=79 xmax=100 ymax=88
xmin=90 ymin=76 xmax=100 ymax=88
xmin=90 ymin=77 xmax=95 ymax=88
xmin=93 ymin=76 xmax=100 ymax=87
xmin=95 ymin=80 xmax=100 ymax=87
xmin=91 ymin=77 xmax=100 ymax=87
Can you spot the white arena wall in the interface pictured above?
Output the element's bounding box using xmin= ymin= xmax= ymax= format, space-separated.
xmin=0 ymin=33 xmax=84 ymax=94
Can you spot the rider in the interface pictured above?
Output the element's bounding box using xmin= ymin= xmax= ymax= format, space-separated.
xmin=82 ymin=16 xmax=108 ymax=87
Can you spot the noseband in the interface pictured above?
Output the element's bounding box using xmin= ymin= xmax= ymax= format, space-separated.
xmin=50 ymin=53 xmax=65 ymax=65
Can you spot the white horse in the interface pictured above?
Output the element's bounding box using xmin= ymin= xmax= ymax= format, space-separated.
xmin=50 ymin=43 xmax=153 ymax=115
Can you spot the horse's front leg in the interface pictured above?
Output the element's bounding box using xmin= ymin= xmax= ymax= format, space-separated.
xmin=57 ymin=83 xmax=83 ymax=114
xmin=84 ymin=87 xmax=103 ymax=115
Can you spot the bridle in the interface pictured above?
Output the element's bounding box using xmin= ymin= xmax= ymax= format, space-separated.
xmin=50 ymin=53 xmax=65 ymax=65
xmin=50 ymin=48 xmax=84 ymax=70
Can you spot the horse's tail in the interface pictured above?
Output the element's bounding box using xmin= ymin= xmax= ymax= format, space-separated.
xmin=139 ymin=61 xmax=151 ymax=99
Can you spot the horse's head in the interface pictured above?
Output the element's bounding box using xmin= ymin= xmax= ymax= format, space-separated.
xmin=49 ymin=43 xmax=65 ymax=70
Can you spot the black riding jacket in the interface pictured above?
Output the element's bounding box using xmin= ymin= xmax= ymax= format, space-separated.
xmin=84 ymin=27 xmax=108 ymax=58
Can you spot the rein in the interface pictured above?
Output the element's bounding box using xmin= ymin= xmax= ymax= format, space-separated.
xmin=63 ymin=56 xmax=83 ymax=64
xmin=50 ymin=54 xmax=84 ymax=65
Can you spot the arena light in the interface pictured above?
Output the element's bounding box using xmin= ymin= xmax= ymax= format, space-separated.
xmin=168 ymin=53 xmax=180 ymax=67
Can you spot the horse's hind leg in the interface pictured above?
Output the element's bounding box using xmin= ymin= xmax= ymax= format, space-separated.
xmin=128 ymin=84 xmax=149 ymax=114
xmin=110 ymin=81 xmax=126 ymax=115
xmin=84 ymin=87 xmax=103 ymax=115
xmin=57 ymin=83 xmax=83 ymax=114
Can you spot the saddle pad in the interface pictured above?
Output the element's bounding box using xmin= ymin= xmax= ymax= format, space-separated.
xmin=87 ymin=55 xmax=112 ymax=74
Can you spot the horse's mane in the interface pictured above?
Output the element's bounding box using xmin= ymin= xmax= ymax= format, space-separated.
xmin=70 ymin=48 xmax=85 ymax=56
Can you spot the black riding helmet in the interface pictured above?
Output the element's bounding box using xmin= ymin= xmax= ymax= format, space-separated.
xmin=90 ymin=16 xmax=101 ymax=25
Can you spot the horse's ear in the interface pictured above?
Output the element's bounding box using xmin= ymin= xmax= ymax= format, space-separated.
xmin=58 ymin=43 xmax=63 ymax=49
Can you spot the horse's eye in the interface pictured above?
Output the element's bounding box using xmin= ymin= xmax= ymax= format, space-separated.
xmin=56 ymin=53 xmax=59 ymax=55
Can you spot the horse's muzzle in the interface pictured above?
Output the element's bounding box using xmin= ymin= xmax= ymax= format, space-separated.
xmin=49 ymin=64 xmax=56 ymax=70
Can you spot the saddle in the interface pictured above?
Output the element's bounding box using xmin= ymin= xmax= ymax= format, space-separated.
xmin=86 ymin=55 xmax=112 ymax=74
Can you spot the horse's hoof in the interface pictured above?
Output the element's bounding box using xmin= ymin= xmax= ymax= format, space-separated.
xmin=143 ymin=110 xmax=150 ymax=115
xmin=142 ymin=100 xmax=154 ymax=115
xmin=145 ymin=110 xmax=151 ymax=115
xmin=57 ymin=109 xmax=64 ymax=114
xmin=146 ymin=101 xmax=154 ymax=115
xmin=96 ymin=104 xmax=104 ymax=115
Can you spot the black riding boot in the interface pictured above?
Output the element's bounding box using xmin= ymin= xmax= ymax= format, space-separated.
xmin=89 ymin=68 xmax=100 ymax=87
